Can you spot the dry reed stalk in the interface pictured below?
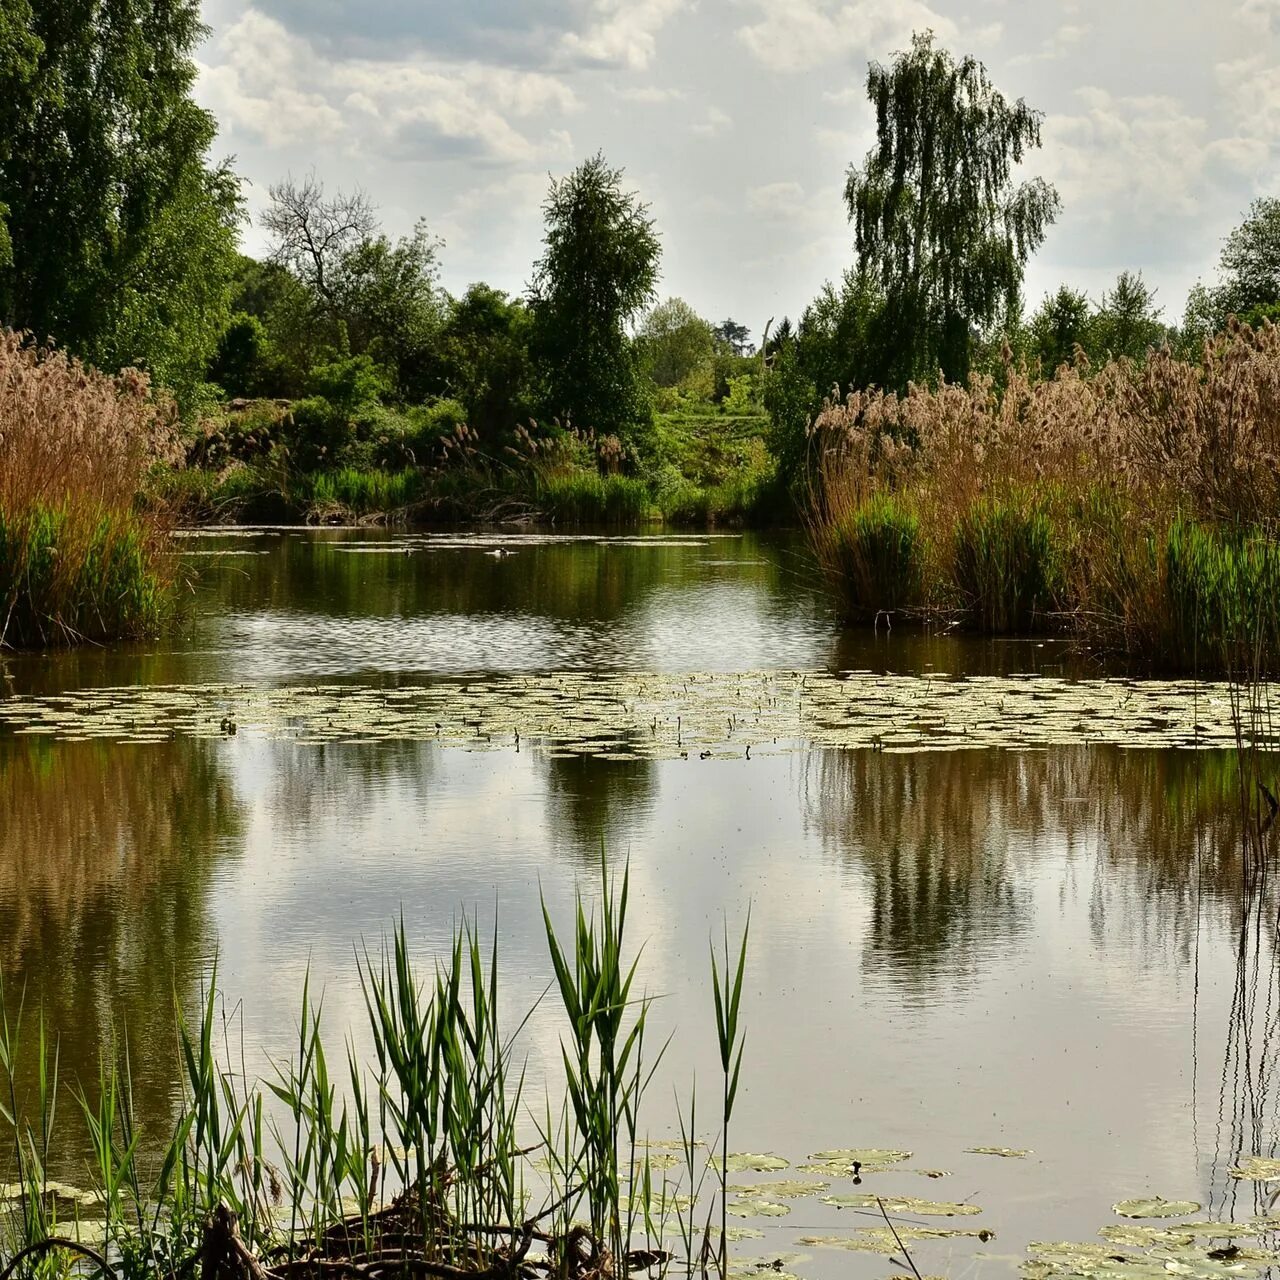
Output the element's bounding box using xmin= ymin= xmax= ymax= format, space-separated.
xmin=0 ymin=330 xmax=177 ymax=646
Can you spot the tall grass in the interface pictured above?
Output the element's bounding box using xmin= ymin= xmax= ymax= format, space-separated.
xmin=952 ymin=495 xmax=1062 ymax=633
xmin=0 ymin=331 xmax=176 ymax=647
xmin=533 ymin=473 xmax=654 ymax=527
xmin=0 ymin=860 xmax=751 ymax=1280
xmin=806 ymin=322 xmax=1280 ymax=666
xmin=809 ymin=495 xmax=922 ymax=622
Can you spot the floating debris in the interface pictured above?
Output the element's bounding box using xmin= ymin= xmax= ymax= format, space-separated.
xmin=966 ymin=1147 xmax=1032 ymax=1158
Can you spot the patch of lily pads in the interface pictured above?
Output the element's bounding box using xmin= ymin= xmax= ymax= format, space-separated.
xmin=0 ymin=670 xmax=1256 ymax=757
xmin=821 ymin=1194 xmax=982 ymax=1217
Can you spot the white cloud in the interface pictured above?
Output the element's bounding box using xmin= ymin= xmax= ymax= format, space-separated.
xmin=747 ymin=181 xmax=809 ymax=219
xmin=614 ymin=85 xmax=686 ymax=103
xmin=691 ymin=106 xmax=732 ymax=138
xmin=1008 ymin=20 xmax=1091 ymax=66
xmin=1239 ymin=0 xmax=1280 ymax=31
xmin=736 ymin=0 xmax=957 ymax=73
xmin=558 ymin=0 xmax=686 ymax=70
xmin=1042 ymin=88 xmax=1210 ymax=224
xmin=198 ymin=8 xmax=578 ymax=164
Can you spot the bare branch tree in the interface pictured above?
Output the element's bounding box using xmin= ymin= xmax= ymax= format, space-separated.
xmin=262 ymin=173 xmax=376 ymax=305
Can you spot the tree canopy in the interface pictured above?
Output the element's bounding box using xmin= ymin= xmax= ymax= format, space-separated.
xmin=0 ymin=0 xmax=242 ymax=407
xmin=530 ymin=152 xmax=660 ymax=442
xmin=844 ymin=31 xmax=1060 ymax=389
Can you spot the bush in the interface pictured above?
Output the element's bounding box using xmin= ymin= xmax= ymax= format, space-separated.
xmin=952 ymin=496 xmax=1062 ymax=632
xmin=285 ymin=396 xmax=351 ymax=470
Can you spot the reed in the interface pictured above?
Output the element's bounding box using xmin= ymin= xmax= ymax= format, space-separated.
xmin=0 ymin=331 xmax=176 ymax=648
xmin=951 ymin=495 xmax=1062 ymax=633
xmin=805 ymin=322 xmax=1280 ymax=663
xmin=534 ymin=473 xmax=653 ymax=526
xmin=0 ymin=860 xmax=752 ymax=1280
xmin=809 ymin=494 xmax=923 ymax=622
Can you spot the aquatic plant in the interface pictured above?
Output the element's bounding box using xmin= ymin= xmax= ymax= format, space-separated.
xmin=804 ymin=322 xmax=1280 ymax=666
xmin=0 ymin=859 xmax=754 ymax=1280
xmin=951 ymin=495 xmax=1062 ymax=633
xmin=810 ymin=495 xmax=923 ymax=621
xmin=0 ymin=331 xmax=176 ymax=647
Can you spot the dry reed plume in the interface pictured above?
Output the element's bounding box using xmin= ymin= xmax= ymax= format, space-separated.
xmin=0 ymin=330 xmax=177 ymax=646
xmin=807 ymin=322 xmax=1280 ymax=664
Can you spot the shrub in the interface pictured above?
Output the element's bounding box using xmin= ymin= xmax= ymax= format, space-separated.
xmin=285 ymin=395 xmax=351 ymax=470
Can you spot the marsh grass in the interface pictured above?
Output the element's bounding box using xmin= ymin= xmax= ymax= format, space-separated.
xmin=0 ymin=858 xmax=750 ymax=1280
xmin=809 ymin=495 xmax=923 ymax=622
xmin=951 ymin=495 xmax=1062 ymax=634
xmin=806 ymin=322 xmax=1280 ymax=664
xmin=533 ymin=474 xmax=653 ymax=527
xmin=0 ymin=332 xmax=176 ymax=647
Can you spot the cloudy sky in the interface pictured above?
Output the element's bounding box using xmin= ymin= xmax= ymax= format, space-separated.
xmin=195 ymin=0 xmax=1280 ymax=340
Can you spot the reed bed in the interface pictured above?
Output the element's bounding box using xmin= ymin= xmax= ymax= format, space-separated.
xmin=0 ymin=332 xmax=176 ymax=647
xmin=0 ymin=857 xmax=750 ymax=1280
xmin=806 ymin=322 xmax=1280 ymax=668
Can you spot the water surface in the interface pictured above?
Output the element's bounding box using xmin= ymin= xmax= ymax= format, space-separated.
xmin=1 ymin=529 xmax=1275 ymax=1277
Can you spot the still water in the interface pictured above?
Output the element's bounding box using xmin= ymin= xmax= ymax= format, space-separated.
xmin=1 ymin=529 xmax=1276 ymax=1276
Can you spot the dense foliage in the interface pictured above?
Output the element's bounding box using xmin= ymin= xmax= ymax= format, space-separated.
xmin=529 ymin=152 xmax=661 ymax=446
xmin=845 ymin=31 xmax=1060 ymax=389
xmin=0 ymin=0 xmax=241 ymax=409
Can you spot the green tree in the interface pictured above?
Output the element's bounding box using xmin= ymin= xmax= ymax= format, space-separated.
xmin=714 ymin=319 xmax=753 ymax=357
xmin=1029 ymin=285 xmax=1093 ymax=373
xmin=530 ymin=152 xmax=660 ymax=443
xmin=844 ymin=31 xmax=1060 ymax=389
xmin=1093 ymin=270 xmax=1166 ymax=362
xmin=1183 ymin=199 xmax=1280 ymax=342
xmin=0 ymin=0 xmax=242 ymax=407
xmin=0 ymin=0 xmax=40 ymax=271
xmin=795 ymin=268 xmax=886 ymax=397
xmin=261 ymin=176 xmax=444 ymax=400
xmin=439 ymin=284 xmax=535 ymax=440
xmin=638 ymin=297 xmax=714 ymax=389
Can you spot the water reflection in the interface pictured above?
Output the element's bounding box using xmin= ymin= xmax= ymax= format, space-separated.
xmin=0 ymin=737 xmax=241 ymax=1162
xmin=803 ymin=747 xmax=1271 ymax=988
xmin=540 ymin=750 xmax=658 ymax=865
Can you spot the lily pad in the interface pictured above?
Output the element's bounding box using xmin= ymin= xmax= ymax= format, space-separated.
xmin=799 ymin=1226 xmax=990 ymax=1256
xmin=822 ymin=1194 xmax=981 ymax=1217
xmin=1114 ymin=1199 xmax=1203 ymax=1220
xmin=727 ymin=1180 xmax=827 ymax=1199
xmin=1230 ymin=1158 xmax=1280 ymax=1182
xmin=809 ymin=1148 xmax=911 ymax=1165
xmin=726 ymin=1199 xmax=791 ymax=1219
xmin=714 ymin=1153 xmax=791 ymax=1173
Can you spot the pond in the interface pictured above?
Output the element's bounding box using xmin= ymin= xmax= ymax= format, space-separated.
xmin=1 ymin=529 xmax=1277 ymax=1279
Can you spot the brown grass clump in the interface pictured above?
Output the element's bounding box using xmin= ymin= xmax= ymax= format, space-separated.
xmin=806 ymin=322 xmax=1280 ymax=666
xmin=0 ymin=329 xmax=178 ymax=647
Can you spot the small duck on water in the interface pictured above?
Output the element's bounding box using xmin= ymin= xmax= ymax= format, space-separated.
xmin=484 ymin=547 xmax=512 ymax=558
